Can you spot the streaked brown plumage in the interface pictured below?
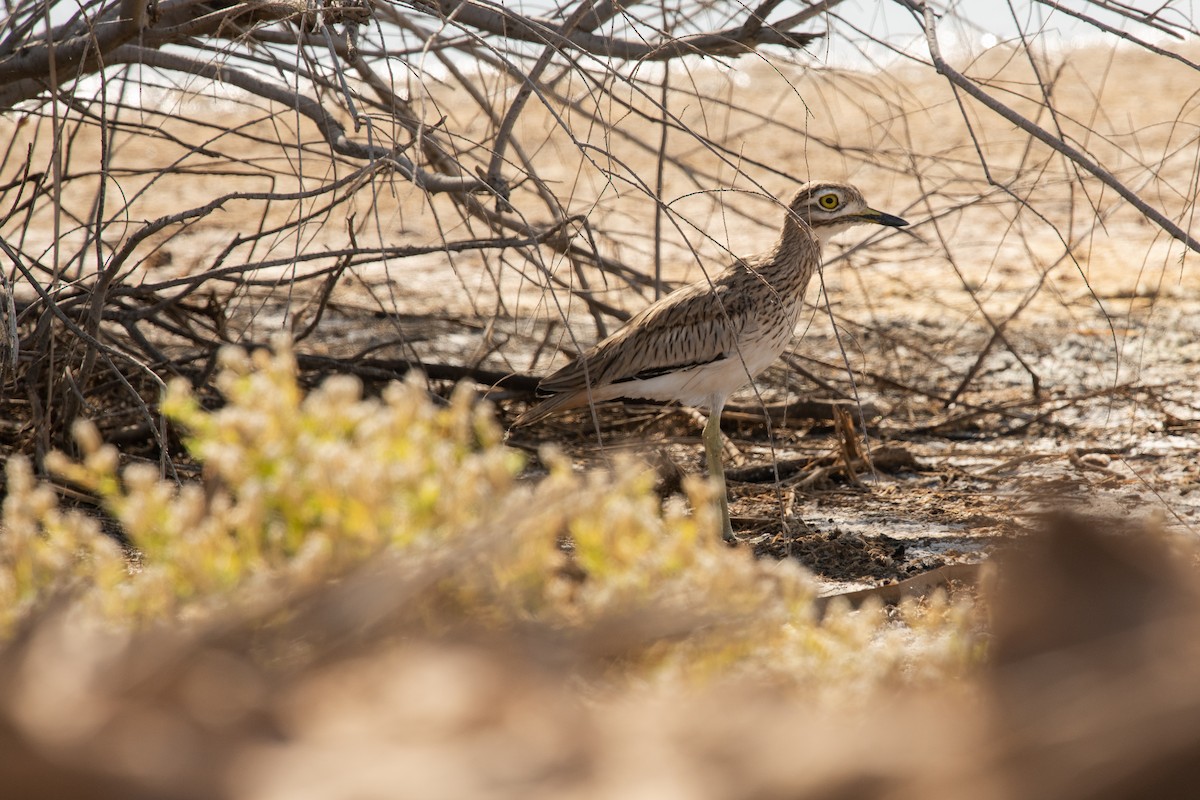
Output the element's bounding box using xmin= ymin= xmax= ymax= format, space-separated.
xmin=515 ymin=181 xmax=908 ymax=540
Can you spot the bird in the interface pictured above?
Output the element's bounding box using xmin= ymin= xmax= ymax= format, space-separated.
xmin=514 ymin=181 xmax=909 ymax=541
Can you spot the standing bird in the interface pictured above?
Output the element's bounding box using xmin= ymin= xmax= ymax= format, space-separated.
xmin=514 ymin=182 xmax=908 ymax=541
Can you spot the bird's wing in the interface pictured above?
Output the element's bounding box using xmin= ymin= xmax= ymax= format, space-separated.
xmin=538 ymin=277 xmax=750 ymax=395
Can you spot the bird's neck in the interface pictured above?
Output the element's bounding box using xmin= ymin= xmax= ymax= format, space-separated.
xmin=762 ymin=216 xmax=821 ymax=293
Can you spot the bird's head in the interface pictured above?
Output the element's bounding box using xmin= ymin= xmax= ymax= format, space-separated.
xmin=788 ymin=181 xmax=909 ymax=246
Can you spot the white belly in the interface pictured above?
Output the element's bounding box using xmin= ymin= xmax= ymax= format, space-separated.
xmin=598 ymin=330 xmax=791 ymax=409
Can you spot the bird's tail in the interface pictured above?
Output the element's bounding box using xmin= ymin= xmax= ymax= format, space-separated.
xmin=511 ymin=390 xmax=586 ymax=427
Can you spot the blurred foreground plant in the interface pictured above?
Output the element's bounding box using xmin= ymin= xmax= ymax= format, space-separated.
xmin=0 ymin=338 xmax=978 ymax=693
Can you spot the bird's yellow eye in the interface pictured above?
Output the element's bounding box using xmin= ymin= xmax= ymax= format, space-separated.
xmin=818 ymin=193 xmax=840 ymax=210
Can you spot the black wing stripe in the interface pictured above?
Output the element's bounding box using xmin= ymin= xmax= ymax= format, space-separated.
xmin=614 ymin=354 xmax=726 ymax=384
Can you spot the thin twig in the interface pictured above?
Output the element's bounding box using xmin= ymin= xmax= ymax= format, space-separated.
xmin=904 ymin=0 xmax=1200 ymax=254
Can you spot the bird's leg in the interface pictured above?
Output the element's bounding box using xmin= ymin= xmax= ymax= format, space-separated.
xmin=702 ymin=403 xmax=734 ymax=542
xmin=687 ymin=407 xmax=745 ymax=464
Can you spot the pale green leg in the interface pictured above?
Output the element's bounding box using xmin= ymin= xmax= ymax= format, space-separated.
xmin=703 ymin=401 xmax=734 ymax=542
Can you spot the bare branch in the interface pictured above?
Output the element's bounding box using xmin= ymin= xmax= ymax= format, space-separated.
xmin=904 ymin=0 xmax=1200 ymax=254
xmin=408 ymin=0 xmax=822 ymax=61
xmin=1034 ymin=0 xmax=1200 ymax=71
xmin=102 ymin=45 xmax=486 ymax=195
xmin=0 ymin=1 xmax=143 ymax=84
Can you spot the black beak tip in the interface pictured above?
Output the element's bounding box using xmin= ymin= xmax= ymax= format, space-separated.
xmin=877 ymin=212 xmax=909 ymax=227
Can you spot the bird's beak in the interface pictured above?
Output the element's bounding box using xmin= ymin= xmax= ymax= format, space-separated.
xmin=859 ymin=208 xmax=909 ymax=227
